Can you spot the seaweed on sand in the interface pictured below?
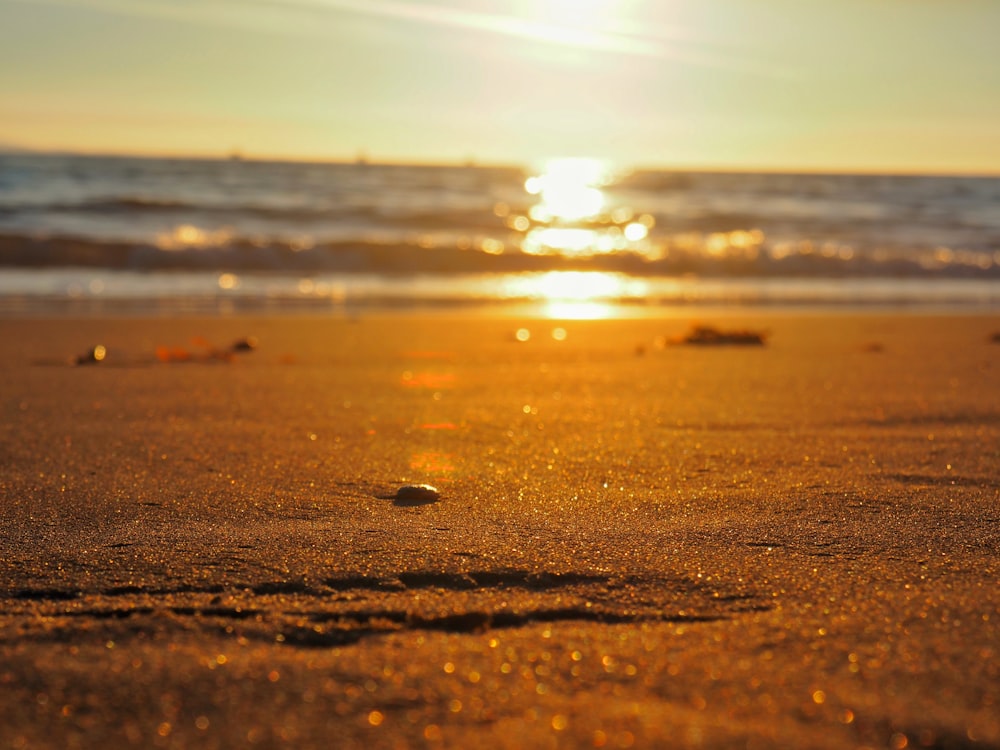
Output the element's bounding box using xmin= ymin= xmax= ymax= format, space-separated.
xmin=672 ymin=325 xmax=768 ymax=347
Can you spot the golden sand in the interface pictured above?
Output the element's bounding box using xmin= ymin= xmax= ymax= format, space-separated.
xmin=1 ymin=312 xmax=998 ymax=749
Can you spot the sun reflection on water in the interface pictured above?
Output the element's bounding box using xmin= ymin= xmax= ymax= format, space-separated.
xmin=525 ymin=158 xmax=608 ymax=222
xmin=502 ymin=270 xmax=649 ymax=319
xmin=511 ymin=158 xmax=655 ymax=259
xmin=544 ymin=300 xmax=615 ymax=320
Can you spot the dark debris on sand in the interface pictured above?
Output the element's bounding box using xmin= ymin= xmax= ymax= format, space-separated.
xmin=672 ymin=325 xmax=768 ymax=347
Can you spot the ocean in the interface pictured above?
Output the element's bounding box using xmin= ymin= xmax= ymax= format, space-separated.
xmin=1 ymin=153 xmax=998 ymax=316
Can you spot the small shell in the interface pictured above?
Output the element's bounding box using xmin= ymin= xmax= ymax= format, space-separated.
xmin=74 ymin=345 xmax=106 ymax=365
xmin=394 ymin=484 xmax=440 ymax=505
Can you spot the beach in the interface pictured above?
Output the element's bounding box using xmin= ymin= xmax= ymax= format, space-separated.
xmin=1 ymin=311 xmax=998 ymax=749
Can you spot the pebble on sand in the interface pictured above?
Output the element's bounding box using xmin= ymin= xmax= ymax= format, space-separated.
xmin=394 ymin=484 xmax=440 ymax=505
xmin=74 ymin=345 xmax=107 ymax=365
xmin=231 ymin=337 xmax=259 ymax=352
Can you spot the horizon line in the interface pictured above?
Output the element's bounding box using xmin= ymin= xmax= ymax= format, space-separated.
xmin=2 ymin=144 xmax=999 ymax=180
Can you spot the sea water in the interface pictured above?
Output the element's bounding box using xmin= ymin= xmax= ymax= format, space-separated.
xmin=1 ymin=153 xmax=998 ymax=315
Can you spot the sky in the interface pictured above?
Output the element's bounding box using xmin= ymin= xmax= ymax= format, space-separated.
xmin=1 ymin=0 xmax=999 ymax=173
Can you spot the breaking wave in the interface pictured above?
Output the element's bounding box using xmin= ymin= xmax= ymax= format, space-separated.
xmin=1 ymin=231 xmax=997 ymax=279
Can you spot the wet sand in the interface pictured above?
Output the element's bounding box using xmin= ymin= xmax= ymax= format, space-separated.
xmin=1 ymin=312 xmax=998 ymax=749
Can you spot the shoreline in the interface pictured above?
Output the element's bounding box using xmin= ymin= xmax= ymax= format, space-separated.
xmin=2 ymin=312 xmax=998 ymax=748
xmin=2 ymin=282 xmax=1000 ymax=320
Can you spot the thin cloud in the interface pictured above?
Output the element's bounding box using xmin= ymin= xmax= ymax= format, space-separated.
xmin=274 ymin=0 xmax=794 ymax=76
xmin=279 ymin=0 xmax=664 ymax=57
xmin=7 ymin=0 xmax=794 ymax=78
xmin=7 ymin=0 xmax=206 ymax=23
xmin=5 ymin=0 xmax=276 ymax=31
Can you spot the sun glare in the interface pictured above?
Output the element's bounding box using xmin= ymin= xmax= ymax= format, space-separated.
xmin=524 ymin=158 xmax=609 ymax=222
xmin=501 ymin=270 xmax=648 ymax=319
xmin=512 ymin=158 xmax=655 ymax=258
